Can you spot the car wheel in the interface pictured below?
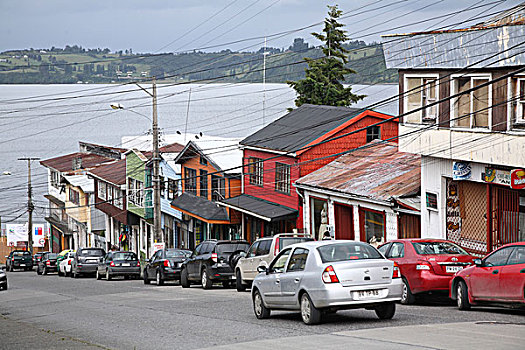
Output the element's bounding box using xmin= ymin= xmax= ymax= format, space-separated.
xmin=73 ymin=270 xmax=78 ymax=279
xmin=400 ymin=277 xmax=415 ymax=305
xmin=106 ymin=270 xmax=112 ymax=281
xmin=96 ymin=270 xmax=102 ymax=280
xmin=236 ymin=270 xmax=246 ymax=292
xmin=300 ymin=292 xmax=322 ymax=325
xmin=156 ymin=270 xmax=164 ymax=286
xmin=58 ymin=268 xmax=63 ymax=277
xmin=143 ymin=270 xmax=150 ymax=285
xmin=180 ymin=268 xmax=190 ymax=288
xmin=43 ymin=267 xmax=47 ymax=275
xmin=253 ymin=289 xmax=270 ymax=319
xmin=9 ymin=264 xmax=13 ymax=272
xmin=201 ymin=268 xmax=212 ymax=289
xmin=375 ymin=302 xmax=396 ymax=319
xmin=457 ymin=281 xmax=471 ymax=310
xmin=37 ymin=267 xmax=42 ymax=275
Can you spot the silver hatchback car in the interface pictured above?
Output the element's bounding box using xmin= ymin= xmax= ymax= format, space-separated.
xmin=252 ymin=240 xmax=403 ymax=324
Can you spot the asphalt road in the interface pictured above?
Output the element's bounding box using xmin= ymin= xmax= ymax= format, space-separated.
xmin=0 ymin=270 xmax=524 ymax=350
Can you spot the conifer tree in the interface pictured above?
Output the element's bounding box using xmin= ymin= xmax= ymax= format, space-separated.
xmin=288 ymin=5 xmax=365 ymax=107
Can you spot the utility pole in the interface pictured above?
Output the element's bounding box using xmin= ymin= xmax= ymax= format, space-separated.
xmin=135 ymin=78 xmax=162 ymax=246
xmin=18 ymin=157 xmax=40 ymax=255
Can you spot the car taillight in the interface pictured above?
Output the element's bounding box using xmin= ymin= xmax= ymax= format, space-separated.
xmin=46 ymin=261 xmax=50 ymax=266
xmin=274 ymin=237 xmax=280 ymax=255
xmin=68 ymin=260 xmax=71 ymax=265
xmin=163 ymin=260 xmax=170 ymax=267
xmin=136 ymin=261 xmax=140 ymax=267
xmin=109 ymin=261 xmax=115 ymax=267
xmin=392 ymin=262 xmax=400 ymax=278
xmin=211 ymin=253 xmax=218 ymax=263
xmin=416 ymin=261 xmax=432 ymax=271
xmin=322 ymin=265 xmax=339 ymax=284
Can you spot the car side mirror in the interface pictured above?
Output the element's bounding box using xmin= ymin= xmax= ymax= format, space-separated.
xmin=257 ymin=265 xmax=268 ymax=274
xmin=145 ymin=259 xmax=150 ymax=263
xmin=99 ymin=257 xmax=104 ymax=262
xmin=473 ymin=258 xmax=483 ymax=267
xmin=239 ymin=251 xmax=247 ymax=258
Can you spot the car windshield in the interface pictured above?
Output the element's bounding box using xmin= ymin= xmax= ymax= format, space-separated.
xmin=317 ymin=242 xmax=383 ymax=263
xmin=412 ymin=241 xmax=468 ymax=255
xmin=47 ymin=253 xmax=58 ymax=259
xmin=79 ymin=249 xmax=104 ymax=257
xmin=166 ymin=250 xmax=191 ymax=258
xmin=112 ymin=252 xmax=137 ymax=261
xmin=280 ymin=237 xmax=313 ymax=250
xmin=216 ymin=243 xmax=250 ymax=254
xmin=14 ymin=252 xmax=30 ymax=256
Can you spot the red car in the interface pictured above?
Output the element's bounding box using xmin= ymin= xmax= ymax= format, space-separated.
xmin=378 ymin=239 xmax=474 ymax=304
xmin=450 ymin=242 xmax=525 ymax=310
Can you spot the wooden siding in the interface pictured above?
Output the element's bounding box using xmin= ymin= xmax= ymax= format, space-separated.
xmin=126 ymin=152 xmax=146 ymax=219
xmin=299 ymin=115 xmax=398 ymax=177
xmin=94 ymin=180 xmax=128 ymax=225
xmin=243 ymin=149 xmax=299 ymax=210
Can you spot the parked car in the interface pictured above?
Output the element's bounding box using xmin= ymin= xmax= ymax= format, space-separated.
xmin=5 ymin=250 xmax=33 ymax=271
xmin=450 ymin=242 xmax=525 ymax=310
xmin=0 ymin=265 xmax=7 ymax=290
xmin=180 ymin=240 xmax=250 ymax=289
xmin=378 ymin=239 xmax=474 ymax=304
xmin=96 ymin=251 xmax=141 ymax=280
xmin=235 ymin=233 xmax=314 ymax=292
xmin=71 ymin=247 xmax=105 ymax=278
xmin=36 ymin=252 xmax=58 ymax=275
xmin=252 ymin=240 xmax=403 ymax=325
xmin=56 ymin=249 xmax=74 ymax=266
xmin=143 ymin=248 xmax=191 ymax=285
xmin=58 ymin=251 xmax=76 ymax=277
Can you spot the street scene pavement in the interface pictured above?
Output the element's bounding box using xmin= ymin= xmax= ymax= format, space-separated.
xmin=1 ymin=271 xmax=523 ymax=350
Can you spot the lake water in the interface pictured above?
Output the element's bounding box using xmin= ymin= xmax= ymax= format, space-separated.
xmin=0 ymin=83 xmax=397 ymax=226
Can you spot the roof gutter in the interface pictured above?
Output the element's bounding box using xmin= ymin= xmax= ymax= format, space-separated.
xmin=216 ymin=201 xmax=273 ymax=222
xmin=294 ymin=183 xmax=393 ymax=207
xmin=241 ymin=145 xmax=297 ymax=157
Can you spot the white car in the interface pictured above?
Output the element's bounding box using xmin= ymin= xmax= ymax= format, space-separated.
xmin=58 ymin=251 xmax=76 ymax=277
xmin=235 ymin=233 xmax=313 ymax=292
xmin=252 ymin=240 xmax=403 ymax=324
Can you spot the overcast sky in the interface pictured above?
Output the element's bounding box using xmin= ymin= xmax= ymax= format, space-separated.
xmin=1 ymin=0 xmax=523 ymax=53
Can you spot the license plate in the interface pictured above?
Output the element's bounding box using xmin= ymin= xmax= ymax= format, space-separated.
xmin=356 ymin=290 xmax=379 ymax=299
xmin=121 ymin=263 xmax=130 ymax=267
xmin=20 ymin=264 xmax=26 ymax=266
xmin=446 ymin=266 xmax=463 ymax=273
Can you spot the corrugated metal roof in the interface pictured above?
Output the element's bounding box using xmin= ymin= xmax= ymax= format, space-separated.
xmin=63 ymin=175 xmax=94 ymax=193
xmin=240 ymin=104 xmax=362 ymax=152
xmin=89 ymin=159 xmax=127 ymax=185
xmin=40 ymin=152 xmax=114 ymax=173
xmin=295 ymin=141 xmax=420 ymax=202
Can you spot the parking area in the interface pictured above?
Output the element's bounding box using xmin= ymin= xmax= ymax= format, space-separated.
xmin=1 ymin=270 xmax=524 ymax=350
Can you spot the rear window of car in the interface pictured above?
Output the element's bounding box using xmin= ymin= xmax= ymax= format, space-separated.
xmin=79 ymin=249 xmax=105 ymax=257
xmin=317 ymin=242 xmax=383 ymax=263
xmin=280 ymin=237 xmax=313 ymax=250
xmin=216 ymin=242 xmax=250 ymax=254
xmin=14 ymin=251 xmax=30 ymax=256
xmin=47 ymin=253 xmax=58 ymax=259
xmin=412 ymin=242 xmax=468 ymax=255
xmin=112 ymin=252 xmax=137 ymax=260
xmin=166 ymin=250 xmax=190 ymax=258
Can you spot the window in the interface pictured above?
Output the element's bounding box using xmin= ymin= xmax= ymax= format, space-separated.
xmin=378 ymin=243 xmax=392 ymax=256
xmin=248 ymin=157 xmax=263 ymax=186
xmin=426 ymin=192 xmax=438 ymax=210
xmin=404 ymin=76 xmax=438 ymax=124
xmin=412 ymin=241 xmax=469 ymax=255
xmin=247 ymin=242 xmax=259 ymax=258
xmin=275 ymin=163 xmax=291 ymax=194
xmin=184 ymin=168 xmax=197 ymax=195
xmin=287 ymin=248 xmax=309 ymax=272
xmin=512 ymin=77 xmax=525 ymax=124
xmin=387 ymin=243 xmax=405 ymax=258
xmin=114 ymin=188 xmax=123 ymax=209
xmin=107 ymin=185 xmax=113 ymax=203
xmin=128 ymin=178 xmax=144 ymax=207
xmin=269 ymin=248 xmax=292 ymax=274
xmin=69 ymin=188 xmax=80 ymax=205
xmin=311 ymin=197 xmax=328 ymax=240
xmin=507 ymin=246 xmax=525 ymax=265
xmin=452 ymin=75 xmax=490 ymax=128
xmin=51 ymin=170 xmax=60 ymax=189
xmin=256 ymin=239 xmax=272 ymax=256
xmin=167 ymin=179 xmax=177 ymax=200
xmin=98 ymin=181 xmax=106 ymax=200
xmin=200 ymin=170 xmax=208 ymax=198
xmin=160 ymin=178 xmax=166 ymax=198
xmin=366 ymin=125 xmax=381 ymax=143
xmin=317 ymin=242 xmax=383 ymax=263
xmin=484 ymin=247 xmax=513 ymax=266
xmin=211 ymin=175 xmax=225 ymax=201
xmin=362 ymin=209 xmax=385 ymax=244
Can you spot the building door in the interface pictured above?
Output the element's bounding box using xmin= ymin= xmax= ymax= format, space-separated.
xmin=490 ymin=186 xmax=522 ymax=250
xmin=334 ymin=203 xmax=354 ymax=240
xmin=398 ymin=213 xmax=421 ymax=239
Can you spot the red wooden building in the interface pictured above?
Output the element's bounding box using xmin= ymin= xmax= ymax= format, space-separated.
xmin=218 ymin=104 xmax=398 ymax=242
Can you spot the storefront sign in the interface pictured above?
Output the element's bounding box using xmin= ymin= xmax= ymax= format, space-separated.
xmin=426 ymin=192 xmax=438 ymax=210
xmin=453 ymin=162 xmax=471 ymax=180
xmin=483 ymin=168 xmax=510 ymax=186
xmin=510 ymin=169 xmax=525 ymax=190
xmin=6 ymin=223 xmax=27 ymax=246
xmin=153 ymin=242 xmax=165 ymax=252
xmin=33 ymin=224 xmax=46 ymax=247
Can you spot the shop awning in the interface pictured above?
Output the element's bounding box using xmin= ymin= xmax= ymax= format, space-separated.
xmin=44 ymin=216 xmax=70 ymax=235
xmin=217 ymin=194 xmax=297 ymax=222
xmin=171 ymin=192 xmax=230 ymax=224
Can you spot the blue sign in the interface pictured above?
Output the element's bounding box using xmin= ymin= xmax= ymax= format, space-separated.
xmin=453 ymin=162 xmax=471 ymax=180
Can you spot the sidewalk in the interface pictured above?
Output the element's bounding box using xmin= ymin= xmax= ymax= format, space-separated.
xmin=203 ymin=321 xmax=525 ymax=350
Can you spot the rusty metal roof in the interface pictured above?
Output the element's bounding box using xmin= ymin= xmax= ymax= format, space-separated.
xmin=40 ymin=152 xmax=114 ymax=173
xmin=88 ymin=158 xmax=127 ymax=186
xmin=295 ymin=141 xmax=420 ymax=203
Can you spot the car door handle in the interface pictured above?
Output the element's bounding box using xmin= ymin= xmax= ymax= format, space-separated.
xmin=275 ymin=280 xmax=280 ymax=284
xmin=520 ymin=269 xmax=525 ymax=273
xmin=294 ymin=278 xmax=300 ymax=283
xmin=492 ymin=270 xmax=499 ymax=274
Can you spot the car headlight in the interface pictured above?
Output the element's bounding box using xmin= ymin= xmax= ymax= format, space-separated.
xmin=0 ymin=272 xmax=6 ymax=277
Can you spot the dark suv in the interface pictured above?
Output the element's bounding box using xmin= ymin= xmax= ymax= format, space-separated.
xmin=5 ymin=250 xmax=33 ymax=271
xmin=72 ymin=247 xmax=106 ymax=278
xmin=143 ymin=249 xmax=192 ymax=286
xmin=181 ymin=240 xmax=250 ymax=289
